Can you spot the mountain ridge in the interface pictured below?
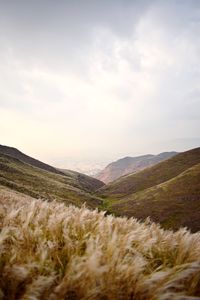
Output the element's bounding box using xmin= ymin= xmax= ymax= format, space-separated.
xmin=0 ymin=145 xmax=104 ymax=193
xmin=0 ymin=144 xmax=65 ymax=176
xmin=96 ymin=151 xmax=178 ymax=183
xmin=0 ymin=148 xmax=104 ymax=209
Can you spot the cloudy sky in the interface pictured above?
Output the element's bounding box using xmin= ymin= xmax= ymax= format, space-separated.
xmin=0 ymin=0 xmax=200 ymax=170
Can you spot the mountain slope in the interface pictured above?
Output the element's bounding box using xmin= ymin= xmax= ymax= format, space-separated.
xmin=0 ymin=145 xmax=104 ymax=193
xmin=0 ymin=144 xmax=64 ymax=175
xmin=110 ymin=162 xmax=200 ymax=232
xmin=96 ymin=152 xmax=177 ymax=183
xmin=0 ymin=153 xmax=102 ymax=208
xmin=60 ymin=169 xmax=104 ymax=192
xmin=99 ymin=147 xmax=200 ymax=197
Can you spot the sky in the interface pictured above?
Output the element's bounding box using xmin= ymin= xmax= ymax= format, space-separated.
xmin=0 ymin=0 xmax=200 ymax=171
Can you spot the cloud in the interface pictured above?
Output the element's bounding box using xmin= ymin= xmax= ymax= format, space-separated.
xmin=0 ymin=0 xmax=200 ymax=166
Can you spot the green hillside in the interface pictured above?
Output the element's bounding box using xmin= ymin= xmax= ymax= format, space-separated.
xmin=99 ymin=147 xmax=200 ymax=197
xmin=0 ymin=153 xmax=102 ymax=208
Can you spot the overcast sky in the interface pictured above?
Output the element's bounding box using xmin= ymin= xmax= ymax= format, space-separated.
xmin=0 ymin=0 xmax=200 ymax=170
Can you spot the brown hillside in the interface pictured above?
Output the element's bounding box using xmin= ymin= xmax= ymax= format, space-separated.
xmin=99 ymin=147 xmax=200 ymax=197
xmin=0 ymin=153 xmax=102 ymax=208
xmin=111 ymin=162 xmax=200 ymax=232
xmin=60 ymin=169 xmax=104 ymax=192
xmin=0 ymin=144 xmax=64 ymax=176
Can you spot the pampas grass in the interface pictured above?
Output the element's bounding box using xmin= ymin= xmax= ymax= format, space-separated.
xmin=0 ymin=194 xmax=200 ymax=299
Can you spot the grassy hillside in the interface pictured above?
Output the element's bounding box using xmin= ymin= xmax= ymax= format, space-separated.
xmin=0 ymin=196 xmax=200 ymax=299
xmin=110 ymin=163 xmax=200 ymax=232
xmin=0 ymin=144 xmax=64 ymax=176
xmin=0 ymin=153 xmax=102 ymax=208
xmin=99 ymin=147 xmax=200 ymax=197
xmin=60 ymin=168 xmax=104 ymax=192
xmin=0 ymin=145 xmax=104 ymax=193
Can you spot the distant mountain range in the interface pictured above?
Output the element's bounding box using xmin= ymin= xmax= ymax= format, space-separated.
xmin=96 ymin=152 xmax=178 ymax=183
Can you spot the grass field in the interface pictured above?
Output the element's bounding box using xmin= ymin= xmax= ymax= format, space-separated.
xmin=0 ymin=190 xmax=200 ymax=299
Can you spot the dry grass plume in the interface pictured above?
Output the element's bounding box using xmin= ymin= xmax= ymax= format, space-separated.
xmin=0 ymin=192 xmax=200 ymax=299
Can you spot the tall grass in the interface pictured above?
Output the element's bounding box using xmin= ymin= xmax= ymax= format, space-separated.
xmin=0 ymin=194 xmax=200 ymax=299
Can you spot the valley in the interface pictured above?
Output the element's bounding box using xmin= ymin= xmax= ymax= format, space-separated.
xmin=0 ymin=145 xmax=200 ymax=232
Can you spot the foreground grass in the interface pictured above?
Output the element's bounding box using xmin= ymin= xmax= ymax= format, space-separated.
xmin=0 ymin=195 xmax=200 ymax=299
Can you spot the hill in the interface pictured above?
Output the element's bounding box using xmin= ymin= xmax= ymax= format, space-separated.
xmin=0 ymin=144 xmax=65 ymax=175
xmin=96 ymin=152 xmax=177 ymax=183
xmin=0 ymin=196 xmax=200 ymax=299
xmin=60 ymin=168 xmax=104 ymax=192
xmin=98 ymin=147 xmax=200 ymax=232
xmin=99 ymin=147 xmax=200 ymax=197
xmin=0 ymin=153 xmax=103 ymax=208
xmin=111 ymin=162 xmax=200 ymax=232
xmin=0 ymin=145 xmax=104 ymax=193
